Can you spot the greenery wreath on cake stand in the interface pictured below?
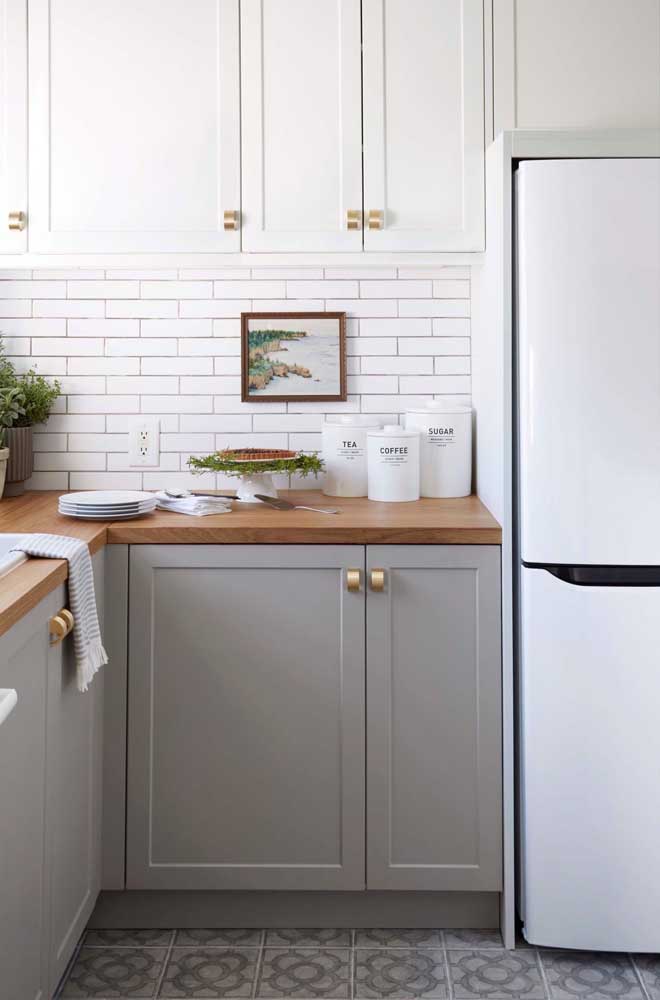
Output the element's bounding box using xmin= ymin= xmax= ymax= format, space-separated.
xmin=188 ymin=448 xmax=324 ymax=502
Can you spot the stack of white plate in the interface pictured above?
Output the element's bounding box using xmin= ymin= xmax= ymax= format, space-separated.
xmin=58 ymin=490 xmax=157 ymax=520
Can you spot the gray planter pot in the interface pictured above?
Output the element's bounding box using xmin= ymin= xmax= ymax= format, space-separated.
xmin=5 ymin=425 xmax=34 ymax=496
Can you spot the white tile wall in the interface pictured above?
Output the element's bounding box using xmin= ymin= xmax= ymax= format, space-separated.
xmin=0 ymin=266 xmax=471 ymax=491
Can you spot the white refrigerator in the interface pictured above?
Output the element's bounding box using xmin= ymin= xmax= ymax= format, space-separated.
xmin=516 ymin=158 xmax=660 ymax=951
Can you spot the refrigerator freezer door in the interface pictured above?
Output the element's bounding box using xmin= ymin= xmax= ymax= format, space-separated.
xmin=519 ymin=564 xmax=660 ymax=951
xmin=517 ymin=158 xmax=660 ymax=565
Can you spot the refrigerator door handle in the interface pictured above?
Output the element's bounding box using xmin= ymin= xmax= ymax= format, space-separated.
xmin=523 ymin=562 xmax=660 ymax=587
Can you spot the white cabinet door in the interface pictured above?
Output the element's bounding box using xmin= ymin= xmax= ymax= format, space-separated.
xmin=494 ymin=0 xmax=660 ymax=134
xmin=362 ymin=0 xmax=485 ymax=251
xmin=241 ymin=0 xmax=363 ymax=252
xmin=28 ymin=0 xmax=240 ymax=252
xmin=0 ymin=0 xmax=27 ymax=252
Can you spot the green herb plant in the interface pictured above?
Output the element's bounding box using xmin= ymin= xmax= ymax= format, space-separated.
xmin=0 ymin=337 xmax=61 ymax=426
xmin=188 ymin=451 xmax=324 ymax=478
xmin=0 ymin=386 xmax=26 ymax=448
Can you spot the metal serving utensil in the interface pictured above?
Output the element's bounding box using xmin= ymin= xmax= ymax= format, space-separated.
xmin=254 ymin=494 xmax=339 ymax=515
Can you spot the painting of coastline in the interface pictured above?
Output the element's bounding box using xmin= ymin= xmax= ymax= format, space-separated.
xmin=241 ymin=312 xmax=346 ymax=402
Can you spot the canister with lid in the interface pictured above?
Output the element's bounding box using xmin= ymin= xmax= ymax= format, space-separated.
xmin=322 ymin=416 xmax=380 ymax=497
xmin=404 ymin=402 xmax=472 ymax=497
xmin=367 ymin=425 xmax=420 ymax=502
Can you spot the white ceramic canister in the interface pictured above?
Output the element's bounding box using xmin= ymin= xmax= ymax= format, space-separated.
xmin=405 ymin=402 xmax=472 ymax=498
xmin=322 ymin=416 xmax=381 ymax=497
xmin=367 ymin=425 xmax=420 ymax=503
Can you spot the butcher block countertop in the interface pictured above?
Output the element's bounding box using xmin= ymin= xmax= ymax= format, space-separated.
xmin=0 ymin=490 xmax=500 ymax=636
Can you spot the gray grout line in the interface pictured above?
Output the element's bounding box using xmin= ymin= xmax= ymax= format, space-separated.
xmin=534 ymin=946 xmax=553 ymax=1000
xmin=441 ymin=929 xmax=455 ymax=1000
xmin=252 ymin=929 xmax=267 ymax=999
xmin=153 ymin=928 xmax=176 ymax=998
xmin=630 ymin=954 xmax=653 ymax=1000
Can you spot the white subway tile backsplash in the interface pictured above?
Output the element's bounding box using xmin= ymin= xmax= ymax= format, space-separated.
xmin=2 ymin=264 xmax=472 ymax=489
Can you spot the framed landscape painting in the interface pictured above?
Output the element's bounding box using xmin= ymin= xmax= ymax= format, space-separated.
xmin=241 ymin=311 xmax=347 ymax=403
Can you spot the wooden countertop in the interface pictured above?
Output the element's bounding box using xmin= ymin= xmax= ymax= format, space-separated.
xmin=0 ymin=490 xmax=500 ymax=636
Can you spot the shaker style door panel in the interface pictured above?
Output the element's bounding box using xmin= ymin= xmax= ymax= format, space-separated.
xmin=45 ymin=557 xmax=104 ymax=996
xmin=127 ymin=545 xmax=366 ymax=890
xmin=366 ymin=545 xmax=502 ymax=890
xmin=494 ymin=0 xmax=660 ymax=134
xmin=0 ymin=600 xmax=53 ymax=1000
xmin=362 ymin=0 xmax=484 ymax=251
xmin=28 ymin=0 xmax=240 ymax=252
xmin=0 ymin=0 xmax=27 ymax=251
xmin=241 ymin=0 xmax=363 ymax=251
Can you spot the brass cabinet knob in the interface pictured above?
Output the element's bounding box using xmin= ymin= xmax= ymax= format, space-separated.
xmin=223 ymin=209 xmax=240 ymax=231
xmin=346 ymin=209 xmax=362 ymax=231
xmin=8 ymin=210 xmax=26 ymax=231
xmin=370 ymin=568 xmax=385 ymax=592
xmin=49 ymin=608 xmax=74 ymax=645
xmin=367 ymin=209 xmax=384 ymax=230
xmin=346 ymin=568 xmax=361 ymax=592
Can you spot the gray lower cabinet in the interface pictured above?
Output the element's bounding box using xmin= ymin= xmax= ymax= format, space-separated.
xmin=127 ymin=544 xmax=366 ymax=890
xmin=366 ymin=545 xmax=502 ymax=890
xmin=0 ymin=595 xmax=53 ymax=1000
xmin=126 ymin=542 xmax=502 ymax=895
xmin=45 ymin=558 xmax=105 ymax=995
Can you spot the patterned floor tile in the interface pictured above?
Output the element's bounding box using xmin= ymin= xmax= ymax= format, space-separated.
xmin=633 ymin=956 xmax=660 ymax=1000
xmin=159 ymin=947 xmax=259 ymax=998
xmin=265 ymin=928 xmax=351 ymax=948
xmin=83 ymin=929 xmax=173 ymax=948
xmin=354 ymin=929 xmax=443 ymax=948
xmin=541 ymin=952 xmax=643 ymax=1000
xmin=256 ymin=948 xmax=351 ymax=998
xmin=445 ymin=931 xmax=505 ymax=950
xmin=447 ymin=949 xmax=545 ymax=999
xmin=354 ymin=948 xmax=448 ymax=998
xmin=61 ymin=947 xmax=167 ymax=997
xmin=174 ymin=929 xmax=263 ymax=948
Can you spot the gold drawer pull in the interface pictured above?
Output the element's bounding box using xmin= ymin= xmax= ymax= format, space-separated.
xmin=370 ymin=568 xmax=385 ymax=592
xmin=49 ymin=608 xmax=74 ymax=645
xmin=8 ymin=210 xmax=26 ymax=231
xmin=346 ymin=209 xmax=362 ymax=231
xmin=367 ymin=209 xmax=384 ymax=230
xmin=223 ymin=209 xmax=240 ymax=231
xmin=346 ymin=568 xmax=361 ymax=592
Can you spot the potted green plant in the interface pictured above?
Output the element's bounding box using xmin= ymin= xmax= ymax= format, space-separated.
xmin=0 ymin=340 xmax=62 ymax=496
xmin=0 ymin=386 xmax=26 ymax=498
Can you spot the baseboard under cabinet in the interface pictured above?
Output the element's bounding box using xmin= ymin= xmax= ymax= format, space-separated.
xmin=89 ymin=890 xmax=500 ymax=929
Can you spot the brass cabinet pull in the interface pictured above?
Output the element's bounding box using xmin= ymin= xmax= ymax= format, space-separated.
xmin=370 ymin=568 xmax=385 ymax=592
xmin=49 ymin=608 xmax=74 ymax=645
xmin=346 ymin=209 xmax=362 ymax=231
xmin=367 ymin=209 xmax=384 ymax=230
xmin=8 ymin=210 xmax=26 ymax=231
xmin=346 ymin=568 xmax=361 ymax=592
xmin=223 ymin=209 xmax=240 ymax=231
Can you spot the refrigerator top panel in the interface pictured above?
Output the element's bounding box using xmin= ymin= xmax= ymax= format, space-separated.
xmin=516 ymin=158 xmax=660 ymax=566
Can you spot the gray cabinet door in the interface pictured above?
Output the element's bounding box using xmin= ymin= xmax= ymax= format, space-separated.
xmin=366 ymin=545 xmax=502 ymax=890
xmin=0 ymin=594 xmax=56 ymax=1000
xmin=45 ymin=553 xmax=104 ymax=994
xmin=127 ymin=544 xmax=365 ymax=890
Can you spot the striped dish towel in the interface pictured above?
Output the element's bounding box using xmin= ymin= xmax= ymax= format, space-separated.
xmin=9 ymin=533 xmax=107 ymax=692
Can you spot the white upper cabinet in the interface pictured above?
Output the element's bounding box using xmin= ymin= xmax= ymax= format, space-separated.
xmin=362 ymin=0 xmax=485 ymax=252
xmin=28 ymin=0 xmax=241 ymax=253
xmin=240 ymin=0 xmax=363 ymax=252
xmin=0 ymin=0 xmax=27 ymax=252
xmin=494 ymin=0 xmax=660 ymax=134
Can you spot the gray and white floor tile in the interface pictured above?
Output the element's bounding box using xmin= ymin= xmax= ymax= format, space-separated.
xmin=633 ymin=955 xmax=660 ymax=1000
xmin=540 ymin=952 xmax=644 ymax=1000
xmin=354 ymin=947 xmax=448 ymax=998
xmin=445 ymin=931 xmax=505 ymax=950
xmin=354 ymin=929 xmax=443 ymax=949
xmin=84 ymin=929 xmax=174 ymax=949
xmin=60 ymin=946 xmax=168 ymax=997
xmin=159 ymin=947 xmax=260 ymax=998
xmin=174 ymin=929 xmax=264 ymax=948
xmin=447 ymin=948 xmax=546 ymax=999
xmin=265 ymin=929 xmax=352 ymax=948
xmin=256 ymin=947 xmax=351 ymax=998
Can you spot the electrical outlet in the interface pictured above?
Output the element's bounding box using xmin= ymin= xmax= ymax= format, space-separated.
xmin=128 ymin=418 xmax=160 ymax=467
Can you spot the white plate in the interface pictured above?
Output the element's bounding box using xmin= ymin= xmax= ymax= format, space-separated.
xmin=61 ymin=490 xmax=156 ymax=506
xmin=59 ymin=509 xmax=155 ymax=521
xmin=59 ymin=502 xmax=155 ymax=512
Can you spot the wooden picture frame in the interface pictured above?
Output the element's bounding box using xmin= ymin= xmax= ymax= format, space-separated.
xmin=241 ymin=311 xmax=347 ymax=403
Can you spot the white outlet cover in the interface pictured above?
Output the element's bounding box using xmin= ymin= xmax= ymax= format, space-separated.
xmin=128 ymin=418 xmax=160 ymax=467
